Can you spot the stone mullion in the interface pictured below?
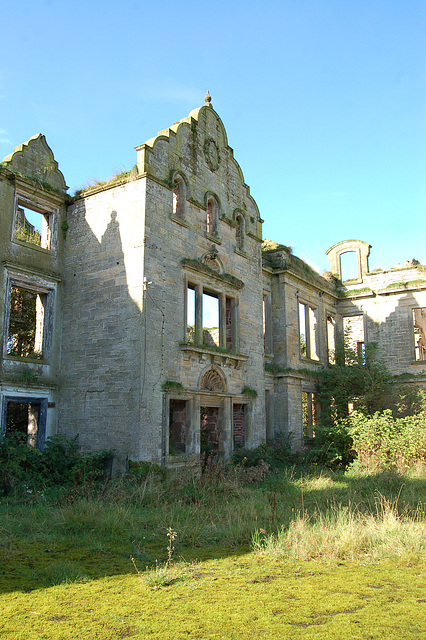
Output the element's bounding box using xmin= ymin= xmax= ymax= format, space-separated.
xmin=219 ymin=293 xmax=226 ymax=349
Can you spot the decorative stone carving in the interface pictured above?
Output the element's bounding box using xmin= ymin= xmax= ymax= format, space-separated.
xmin=202 ymin=244 xmax=222 ymax=273
xmin=200 ymin=368 xmax=225 ymax=392
xmin=203 ymin=138 xmax=220 ymax=171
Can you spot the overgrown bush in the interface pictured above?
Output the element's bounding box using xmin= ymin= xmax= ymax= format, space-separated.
xmin=306 ymin=421 xmax=356 ymax=470
xmin=231 ymin=434 xmax=293 ymax=470
xmin=349 ymin=409 xmax=426 ymax=471
xmin=127 ymin=460 xmax=167 ymax=481
xmin=0 ymin=433 xmax=112 ymax=495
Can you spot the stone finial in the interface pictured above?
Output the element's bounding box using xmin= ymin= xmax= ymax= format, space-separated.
xmin=205 ymin=90 xmax=212 ymax=105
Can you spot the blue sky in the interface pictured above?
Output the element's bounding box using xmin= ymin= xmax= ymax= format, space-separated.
xmin=1 ymin=0 xmax=424 ymax=273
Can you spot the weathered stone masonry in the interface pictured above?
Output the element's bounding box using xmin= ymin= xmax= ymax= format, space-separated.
xmin=1 ymin=99 xmax=425 ymax=468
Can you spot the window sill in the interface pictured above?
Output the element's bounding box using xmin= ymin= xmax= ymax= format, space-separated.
xmin=3 ymin=354 xmax=48 ymax=365
xmin=12 ymin=238 xmax=54 ymax=254
xmin=299 ymin=356 xmax=322 ymax=365
xmin=180 ymin=342 xmax=249 ymax=363
xmin=204 ymin=232 xmax=222 ymax=245
xmin=234 ymin=247 xmax=249 ymax=258
xmin=170 ymin=214 xmax=190 ymax=228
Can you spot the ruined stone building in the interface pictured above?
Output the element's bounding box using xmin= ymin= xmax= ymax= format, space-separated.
xmin=1 ymin=96 xmax=426 ymax=469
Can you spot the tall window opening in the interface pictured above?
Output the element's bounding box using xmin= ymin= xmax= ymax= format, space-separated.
xmin=7 ymin=286 xmax=46 ymax=359
xmin=343 ymin=315 xmax=365 ymax=362
xmin=172 ymin=177 xmax=185 ymax=218
xmin=263 ymin=293 xmax=272 ymax=353
xmin=235 ymin=214 xmax=244 ymax=250
xmin=186 ymin=284 xmax=236 ymax=351
xmin=200 ymin=406 xmax=220 ymax=464
xmin=169 ymin=399 xmax=187 ymax=455
xmin=413 ymin=307 xmax=426 ymax=361
xmin=206 ymin=198 xmax=218 ymax=235
xmin=186 ymin=286 xmax=196 ymax=343
xmin=14 ymin=201 xmax=54 ymax=250
xmin=327 ymin=315 xmax=336 ymax=364
xmin=233 ymin=404 xmax=246 ymax=449
xmin=299 ymin=302 xmax=319 ymax=360
xmin=202 ymin=291 xmax=220 ymax=347
xmin=302 ymin=392 xmax=317 ymax=439
xmin=340 ymin=251 xmax=359 ymax=282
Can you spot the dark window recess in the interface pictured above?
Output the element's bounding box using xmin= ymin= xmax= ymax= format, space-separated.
xmin=4 ymin=398 xmax=47 ymax=448
xmin=200 ymin=406 xmax=220 ymax=462
xmin=233 ymin=403 xmax=245 ymax=449
xmin=169 ymin=399 xmax=186 ymax=454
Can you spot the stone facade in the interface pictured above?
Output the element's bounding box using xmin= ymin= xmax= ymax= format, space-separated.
xmin=1 ymin=99 xmax=425 ymax=468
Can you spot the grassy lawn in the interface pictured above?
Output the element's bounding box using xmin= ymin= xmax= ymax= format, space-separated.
xmin=1 ymin=466 xmax=425 ymax=639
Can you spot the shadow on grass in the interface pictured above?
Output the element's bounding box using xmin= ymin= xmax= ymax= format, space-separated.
xmin=1 ymin=467 xmax=424 ymax=594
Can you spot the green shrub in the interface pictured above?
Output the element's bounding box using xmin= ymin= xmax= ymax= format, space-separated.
xmin=307 ymin=421 xmax=356 ymax=471
xmin=0 ymin=433 xmax=112 ymax=495
xmin=349 ymin=409 xmax=426 ymax=471
xmin=231 ymin=434 xmax=293 ymax=470
xmin=127 ymin=460 xmax=167 ymax=480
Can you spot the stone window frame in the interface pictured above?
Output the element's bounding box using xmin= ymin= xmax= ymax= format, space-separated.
xmin=184 ymin=276 xmax=239 ymax=353
xmin=3 ymin=266 xmax=57 ymax=363
xmin=298 ymin=298 xmax=320 ymax=362
xmin=12 ymin=189 xmax=59 ymax=253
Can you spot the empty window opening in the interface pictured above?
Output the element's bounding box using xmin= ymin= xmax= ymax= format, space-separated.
xmin=235 ymin=214 xmax=244 ymax=250
xmin=186 ymin=286 xmax=196 ymax=343
xmin=357 ymin=341 xmax=366 ymax=364
xmin=186 ymin=284 xmax=236 ymax=351
xmin=14 ymin=202 xmax=52 ymax=250
xmin=206 ymin=198 xmax=218 ymax=235
xmin=172 ymin=177 xmax=185 ymax=218
xmin=340 ymin=251 xmax=359 ymax=282
xmin=299 ymin=302 xmax=319 ymax=360
xmin=327 ymin=315 xmax=336 ymax=364
xmin=263 ymin=293 xmax=272 ymax=353
xmin=413 ymin=308 xmax=426 ymax=361
xmin=6 ymin=400 xmax=41 ymax=447
xmin=203 ymin=291 xmax=219 ymax=347
xmin=7 ymin=286 xmax=45 ymax=359
xmin=169 ymin=399 xmax=186 ymax=455
xmin=302 ymin=392 xmax=317 ymax=439
xmin=233 ymin=403 xmax=246 ymax=449
xmin=343 ymin=315 xmax=365 ymax=361
xmin=200 ymin=406 xmax=220 ymax=465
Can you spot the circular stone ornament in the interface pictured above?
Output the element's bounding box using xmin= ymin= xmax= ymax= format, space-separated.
xmin=204 ymin=138 xmax=220 ymax=171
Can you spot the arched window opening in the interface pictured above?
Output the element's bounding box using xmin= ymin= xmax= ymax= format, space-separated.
xmin=236 ymin=214 xmax=245 ymax=250
xmin=206 ymin=198 xmax=217 ymax=235
xmin=340 ymin=251 xmax=359 ymax=282
xmin=173 ymin=177 xmax=185 ymax=218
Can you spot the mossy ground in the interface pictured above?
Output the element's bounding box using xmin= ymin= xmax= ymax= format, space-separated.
xmin=1 ymin=556 xmax=424 ymax=639
xmin=1 ymin=467 xmax=425 ymax=638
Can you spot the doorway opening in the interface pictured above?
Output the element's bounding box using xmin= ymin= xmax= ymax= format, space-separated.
xmin=200 ymin=406 xmax=220 ymax=468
